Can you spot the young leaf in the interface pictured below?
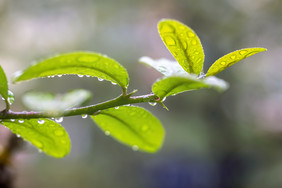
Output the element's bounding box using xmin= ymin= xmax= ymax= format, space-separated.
xmin=206 ymin=48 xmax=267 ymax=77
xmin=22 ymin=89 xmax=92 ymax=114
xmin=158 ymin=19 xmax=205 ymax=75
xmin=1 ymin=119 xmax=71 ymax=158
xmin=12 ymin=52 xmax=129 ymax=88
xmin=152 ymin=75 xmax=228 ymax=98
xmin=91 ymin=106 xmax=165 ymax=153
xmin=0 ymin=65 xmax=8 ymax=101
xmin=139 ymin=56 xmax=187 ymax=76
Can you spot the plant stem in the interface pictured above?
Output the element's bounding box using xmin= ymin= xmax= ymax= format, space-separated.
xmin=0 ymin=93 xmax=158 ymax=119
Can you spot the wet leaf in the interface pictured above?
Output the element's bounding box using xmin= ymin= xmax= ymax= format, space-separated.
xmin=12 ymin=52 xmax=129 ymax=88
xmin=158 ymin=19 xmax=204 ymax=75
xmin=0 ymin=65 xmax=8 ymax=101
xmin=1 ymin=119 xmax=71 ymax=158
xmin=152 ymin=75 xmax=228 ymax=98
xmin=206 ymin=48 xmax=267 ymax=76
xmin=91 ymin=106 xmax=165 ymax=153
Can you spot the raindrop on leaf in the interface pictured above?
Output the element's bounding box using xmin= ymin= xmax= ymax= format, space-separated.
xmin=55 ymin=117 xmax=63 ymax=123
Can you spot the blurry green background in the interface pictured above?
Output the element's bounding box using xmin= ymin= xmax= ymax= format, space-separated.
xmin=0 ymin=0 xmax=281 ymax=187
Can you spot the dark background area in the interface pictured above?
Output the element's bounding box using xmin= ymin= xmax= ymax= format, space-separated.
xmin=0 ymin=0 xmax=281 ymax=187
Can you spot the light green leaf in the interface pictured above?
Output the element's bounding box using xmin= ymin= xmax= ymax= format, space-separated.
xmin=22 ymin=89 xmax=92 ymax=114
xmin=0 ymin=65 xmax=8 ymax=101
xmin=1 ymin=119 xmax=71 ymax=158
xmin=139 ymin=56 xmax=187 ymax=76
xmin=152 ymin=75 xmax=228 ymax=98
xmin=158 ymin=19 xmax=205 ymax=75
xmin=206 ymin=48 xmax=267 ymax=77
xmin=91 ymin=106 xmax=165 ymax=153
xmin=12 ymin=52 xmax=129 ymax=88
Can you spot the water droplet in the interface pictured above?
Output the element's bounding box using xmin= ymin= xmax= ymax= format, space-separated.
xmin=180 ymin=39 xmax=187 ymax=50
xmin=231 ymin=55 xmax=236 ymax=59
xmin=18 ymin=119 xmax=24 ymax=123
xmin=172 ymin=94 xmax=176 ymax=96
xmin=47 ymin=76 xmax=51 ymax=78
xmin=78 ymin=75 xmax=84 ymax=78
xmin=10 ymin=119 xmax=15 ymax=122
xmin=55 ymin=117 xmax=63 ymax=123
xmin=16 ymin=134 xmax=20 ymax=138
xmin=220 ymin=61 xmax=226 ymax=65
xmin=38 ymin=119 xmax=45 ymax=124
xmin=239 ymin=50 xmax=247 ymax=55
xmin=149 ymin=102 xmax=157 ymax=106
xmin=132 ymin=145 xmax=139 ymax=151
xmin=81 ymin=114 xmax=88 ymax=119
xmin=51 ymin=75 xmax=55 ymax=78
xmin=188 ymin=32 xmax=195 ymax=37
xmin=161 ymin=97 xmax=167 ymax=102
xmin=38 ymin=149 xmax=43 ymax=153
xmin=57 ymin=75 xmax=62 ymax=77
xmin=1 ymin=97 xmax=4 ymax=101
xmin=164 ymin=36 xmax=176 ymax=46
xmin=115 ymin=106 xmax=119 ymax=109
xmin=111 ymin=82 xmax=117 ymax=85
xmin=61 ymin=139 xmax=67 ymax=144
xmin=124 ymin=104 xmax=130 ymax=106
xmin=160 ymin=24 xmax=175 ymax=32
xmin=51 ymin=117 xmax=55 ymax=120
xmin=98 ymin=78 xmax=104 ymax=81
xmin=191 ymin=40 xmax=197 ymax=45
xmin=86 ymin=75 xmax=91 ymax=77
xmin=105 ymin=131 xmax=110 ymax=136
xmin=54 ymin=130 xmax=65 ymax=136
xmin=141 ymin=125 xmax=149 ymax=132
xmin=194 ymin=51 xmax=199 ymax=55
xmin=33 ymin=140 xmax=43 ymax=149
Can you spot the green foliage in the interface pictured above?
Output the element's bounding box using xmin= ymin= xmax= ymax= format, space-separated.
xmin=0 ymin=65 xmax=8 ymax=101
xmin=1 ymin=119 xmax=71 ymax=158
xmin=152 ymin=75 xmax=228 ymax=99
xmin=22 ymin=89 xmax=92 ymax=115
xmin=91 ymin=106 xmax=164 ymax=153
xmin=12 ymin=52 xmax=129 ymax=89
xmin=206 ymin=48 xmax=267 ymax=76
xmin=158 ymin=19 xmax=205 ymax=75
xmin=144 ymin=19 xmax=266 ymax=99
xmin=0 ymin=18 xmax=267 ymax=158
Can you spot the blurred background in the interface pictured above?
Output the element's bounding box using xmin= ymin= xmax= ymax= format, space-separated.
xmin=0 ymin=0 xmax=281 ymax=187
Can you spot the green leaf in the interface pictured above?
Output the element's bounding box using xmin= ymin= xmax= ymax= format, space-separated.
xmin=158 ymin=19 xmax=205 ymax=75
xmin=12 ymin=52 xmax=129 ymax=88
xmin=0 ymin=65 xmax=8 ymax=101
xmin=22 ymin=89 xmax=92 ymax=114
xmin=139 ymin=56 xmax=187 ymax=76
xmin=91 ymin=106 xmax=165 ymax=153
xmin=206 ymin=48 xmax=267 ymax=77
xmin=152 ymin=75 xmax=228 ymax=98
xmin=1 ymin=119 xmax=71 ymax=158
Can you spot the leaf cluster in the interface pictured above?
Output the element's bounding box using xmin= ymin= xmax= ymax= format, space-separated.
xmin=0 ymin=19 xmax=266 ymax=158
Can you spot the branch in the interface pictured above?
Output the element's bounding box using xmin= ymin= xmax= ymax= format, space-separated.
xmin=0 ymin=93 xmax=158 ymax=120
